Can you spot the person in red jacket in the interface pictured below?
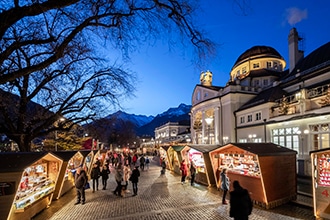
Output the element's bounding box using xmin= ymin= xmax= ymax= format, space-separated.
xmin=180 ymin=159 xmax=188 ymax=184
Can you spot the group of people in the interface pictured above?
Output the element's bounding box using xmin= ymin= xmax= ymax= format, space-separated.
xmin=74 ymin=154 xmax=144 ymax=205
xmin=75 ymin=155 xmax=253 ymax=219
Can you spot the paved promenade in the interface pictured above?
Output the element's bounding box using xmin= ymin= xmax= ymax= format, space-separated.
xmin=33 ymin=157 xmax=314 ymax=220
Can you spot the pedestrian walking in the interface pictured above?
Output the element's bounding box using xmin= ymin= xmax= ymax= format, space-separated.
xmin=229 ymin=180 xmax=253 ymax=220
xmin=189 ymin=161 xmax=196 ymax=186
xmin=145 ymin=156 xmax=150 ymax=170
xmin=140 ymin=155 xmax=145 ymax=171
xmin=100 ymin=164 xmax=110 ymax=190
xmin=161 ymin=158 xmax=166 ymax=174
xmin=91 ymin=163 xmax=101 ymax=192
xmin=123 ymin=164 xmax=131 ymax=192
xmin=220 ymin=168 xmax=230 ymax=204
xmin=74 ymin=166 xmax=88 ymax=205
xmin=180 ymin=159 xmax=188 ymax=184
xmin=129 ymin=166 xmax=140 ymax=196
xmin=113 ymin=163 xmax=123 ymax=197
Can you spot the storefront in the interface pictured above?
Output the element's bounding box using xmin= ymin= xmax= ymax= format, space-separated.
xmin=0 ymin=152 xmax=61 ymax=220
xmin=168 ymin=145 xmax=189 ymax=174
xmin=209 ymin=143 xmax=297 ymax=209
xmin=187 ymin=145 xmax=218 ymax=186
xmin=310 ymin=148 xmax=330 ymax=219
xmin=51 ymin=151 xmax=84 ymax=200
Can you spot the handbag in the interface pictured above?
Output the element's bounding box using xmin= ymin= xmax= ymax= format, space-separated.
xmin=84 ymin=182 xmax=90 ymax=189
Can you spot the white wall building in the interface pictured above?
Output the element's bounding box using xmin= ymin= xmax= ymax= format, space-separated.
xmin=190 ymin=28 xmax=330 ymax=176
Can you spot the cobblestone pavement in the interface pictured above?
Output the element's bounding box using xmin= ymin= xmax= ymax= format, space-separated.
xmin=33 ymin=157 xmax=315 ymax=220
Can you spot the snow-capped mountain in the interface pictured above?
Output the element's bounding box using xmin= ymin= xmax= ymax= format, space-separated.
xmin=92 ymin=103 xmax=192 ymax=138
xmin=106 ymin=110 xmax=154 ymax=128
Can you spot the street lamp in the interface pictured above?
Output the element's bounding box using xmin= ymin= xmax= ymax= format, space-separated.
xmin=205 ymin=117 xmax=213 ymax=144
xmin=223 ymin=136 xmax=229 ymax=144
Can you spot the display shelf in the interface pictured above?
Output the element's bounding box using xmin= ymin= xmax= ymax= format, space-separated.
xmin=14 ymin=182 xmax=55 ymax=211
xmin=219 ymin=153 xmax=260 ymax=178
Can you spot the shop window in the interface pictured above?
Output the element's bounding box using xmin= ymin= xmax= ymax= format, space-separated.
xmin=272 ymin=127 xmax=300 ymax=153
xmin=239 ymin=139 xmax=247 ymax=143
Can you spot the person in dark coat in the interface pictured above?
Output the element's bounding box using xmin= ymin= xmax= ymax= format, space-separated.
xmin=130 ymin=166 xmax=140 ymax=196
xmin=220 ymin=168 xmax=230 ymax=204
xmin=229 ymin=180 xmax=253 ymax=220
xmin=189 ymin=161 xmax=196 ymax=186
xmin=100 ymin=164 xmax=110 ymax=190
xmin=91 ymin=163 xmax=101 ymax=192
xmin=74 ymin=167 xmax=88 ymax=205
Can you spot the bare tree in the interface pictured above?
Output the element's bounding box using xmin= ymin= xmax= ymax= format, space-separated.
xmin=0 ymin=0 xmax=215 ymax=151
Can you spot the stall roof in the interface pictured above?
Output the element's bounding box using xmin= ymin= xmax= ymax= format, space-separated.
xmin=79 ymin=150 xmax=91 ymax=157
xmin=310 ymin=147 xmax=330 ymax=155
xmin=0 ymin=152 xmax=47 ymax=173
xmin=51 ymin=151 xmax=80 ymax=161
xmin=215 ymin=143 xmax=297 ymax=156
xmin=188 ymin=144 xmax=220 ymax=153
xmin=160 ymin=146 xmax=170 ymax=151
xmin=171 ymin=145 xmax=186 ymax=152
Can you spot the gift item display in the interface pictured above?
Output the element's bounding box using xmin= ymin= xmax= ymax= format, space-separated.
xmin=316 ymin=153 xmax=330 ymax=187
xmin=218 ymin=153 xmax=260 ymax=177
xmin=188 ymin=149 xmax=205 ymax=173
xmin=311 ymin=148 xmax=330 ymax=219
xmin=14 ymin=163 xmax=56 ymax=212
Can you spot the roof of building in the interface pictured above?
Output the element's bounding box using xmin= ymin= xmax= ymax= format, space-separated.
xmin=237 ymin=86 xmax=287 ymax=111
xmin=233 ymin=46 xmax=283 ymax=68
xmin=282 ymin=41 xmax=330 ymax=82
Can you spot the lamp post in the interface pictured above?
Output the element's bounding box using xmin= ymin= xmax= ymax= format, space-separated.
xmin=205 ymin=117 xmax=213 ymax=144
xmin=223 ymin=136 xmax=229 ymax=144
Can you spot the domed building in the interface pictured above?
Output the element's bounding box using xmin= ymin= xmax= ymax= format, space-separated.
xmin=190 ymin=28 xmax=330 ymax=176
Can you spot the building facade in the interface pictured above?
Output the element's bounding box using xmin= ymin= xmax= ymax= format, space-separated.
xmin=190 ymin=28 xmax=330 ymax=176
xmin=154 ymin=122 xmax=190 ymax=146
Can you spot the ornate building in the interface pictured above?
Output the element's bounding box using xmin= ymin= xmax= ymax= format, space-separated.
xmin=190 ymin=28 xmax=330 ymax=176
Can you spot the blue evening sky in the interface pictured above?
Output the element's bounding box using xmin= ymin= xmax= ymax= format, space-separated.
xmin=115 ymin=0 xmax=330 ymax=116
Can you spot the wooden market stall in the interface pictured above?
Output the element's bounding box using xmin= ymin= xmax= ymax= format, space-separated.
xmin=187 ymin=144 xmax=219 ymax=186
xmin=167 ymin=145 xmax=190 ymax=174
xmin=51 ymin=151 xmax=84 ymax=200
xmin=209 ymin=143 xmax=297 ymax=209
xmin=310 ymin=148 xmax=330 ymax=219
xmin=79 ymin=150 xmax=92 ymax=172
xmin=159 ymin=146 xmax=170 ymax=169
xmin=0 ymin=152 xmax=61 ymax=220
